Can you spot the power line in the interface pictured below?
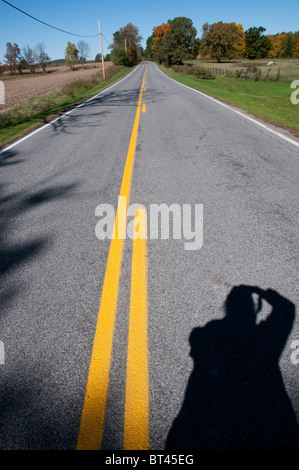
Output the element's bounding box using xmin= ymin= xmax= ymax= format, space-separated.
xmin=1 ymin=0 xmax=100 ymax=38
xmin=102 ymin=33 xmax=110 ymax=44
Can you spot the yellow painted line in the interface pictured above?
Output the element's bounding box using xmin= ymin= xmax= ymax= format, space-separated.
xmin=142 ymin=103 xmax=146 ymax=113
xmin=77 ymin=64 xmax=148 ymax=451
xmin=124 ymin=209 xmax=149 ymax=450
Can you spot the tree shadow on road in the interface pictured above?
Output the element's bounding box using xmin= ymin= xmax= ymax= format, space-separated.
xmin=0 ymin=153 xmax=80 ymax=313
xmin=0 ymin=149 xmax=24 ymax=167
xmin=80 ymin=87 xmax=169 ymax=110
xmin=166 ymin=285 xmax=299 ymax=450
xmin=0 ymin=148 xmax=83 ymax=448
xmin=46 ymin=85 xmax=171 ymax=137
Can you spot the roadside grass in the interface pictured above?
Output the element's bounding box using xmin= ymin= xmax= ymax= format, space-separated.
xmin=0 ymin=65 xmax=132 ymax=148
xmin=159 ymin=64 xmax=299 ymax=138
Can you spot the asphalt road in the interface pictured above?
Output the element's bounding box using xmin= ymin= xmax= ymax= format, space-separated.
xmin=0 ymin=61 xmax=298 ymax=451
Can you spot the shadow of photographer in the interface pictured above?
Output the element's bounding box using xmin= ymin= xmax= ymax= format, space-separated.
xmin=166 ymin=285 xmax=299 ymax=450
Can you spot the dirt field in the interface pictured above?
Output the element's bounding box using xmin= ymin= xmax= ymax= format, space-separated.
xmin=1 ymin=62 xmax=112 ymax=109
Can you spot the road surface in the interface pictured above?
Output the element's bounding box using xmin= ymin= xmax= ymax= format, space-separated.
xmin=0 ymin=61 xmax=298 ymax=451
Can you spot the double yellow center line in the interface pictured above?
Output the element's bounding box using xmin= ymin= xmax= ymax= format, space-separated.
xmin=77 ymin=64 xmax=148 ymax=450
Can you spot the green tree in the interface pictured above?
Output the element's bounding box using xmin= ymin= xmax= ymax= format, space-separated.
xmin=200 ymin=22 xmax=244 ymax=62
xmin=144 ymin=34 xmax=154 ymax=60
xmin=95 ymin=53 xmax=101 ymax=62
xmin=159 ymin=17 xmax=198 ymax=66
xmin=284 ymin=32 xmax=294 ymax=58
xmin=109 ymin=23 xmax=142 ymax=66
xmin=245 ymin=27 xmax=271 ymax=59
xmin=65 ymin=41 xmax=79 ymax=70
xmin=111 ymin=47 xmax=126 ymax=65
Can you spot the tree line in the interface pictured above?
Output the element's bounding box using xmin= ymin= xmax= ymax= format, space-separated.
xmin=0 ymin=40 xmax=98 ymax=75
xmin=1 ymin=41 xmax=51 ymax=75
xmin=143 ymin=18 xmax=299 ymax=65
xmin=107 ymin=19 xmax=299 ymax=68
xmin=2 ymin=19 xmax=298 ymax=75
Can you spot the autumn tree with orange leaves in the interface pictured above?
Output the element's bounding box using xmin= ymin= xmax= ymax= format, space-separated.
xmin=145 ymin=23 xmax=170 ymax=63
xmin=152 ymin=23 xmax=170 ymax=52
xmin=200 ymin=22 xmax=245 ymax=62
xmin=144 ymin=18 xmax=299 ymax=62
xmin=268 ymin=32 xmax=299 ymax=58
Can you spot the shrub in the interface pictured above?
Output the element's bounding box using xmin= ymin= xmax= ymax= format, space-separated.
xmin=190 ymin=65 xmax=215 ymax=79
xmin=170 ymin=64 xmax=186 ymax=74
xmin=234 ymin=69 xmax=245 ymax=78
xmin=170 ymin=64 xmax=215 ymax=79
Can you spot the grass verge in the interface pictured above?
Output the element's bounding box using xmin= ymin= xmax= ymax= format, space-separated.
xmin=159 ymin=64 xmax=299 ymax=138
xmin=0 ymin=66 xmax=132 ymax=148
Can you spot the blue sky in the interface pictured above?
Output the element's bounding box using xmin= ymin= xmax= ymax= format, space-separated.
xmin=0 ymin=0 xmax=298 ymax=62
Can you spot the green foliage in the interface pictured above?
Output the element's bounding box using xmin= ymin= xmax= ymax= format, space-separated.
xmin=109 ymin=23 xmax=142 ymax=66
xmin=284 ymin=33 xmax=294 ymax=58
xmin=65 ymin=41 xmax=79 ymax=70
xmin=111 ymin=46 xmax=127 ymax=66
xmin=245 ymin=27 xmax=271 ymax=59
xmin=161 ymin=17 xmax=198 ymax=66
xmin=144 ymin=34 xmax=154 ymax=60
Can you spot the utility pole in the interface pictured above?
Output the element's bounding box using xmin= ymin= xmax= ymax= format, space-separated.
xmin=98 ymin=20 xmax=106 ymax=81
xmin=125 ymin=38 xmax=127 ymax=54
